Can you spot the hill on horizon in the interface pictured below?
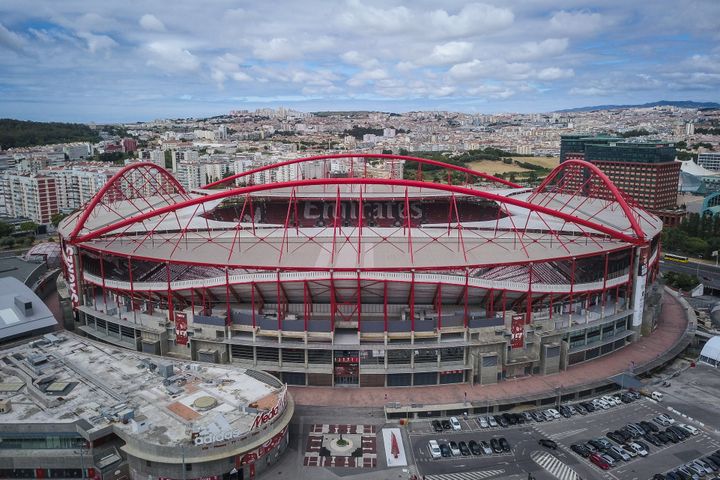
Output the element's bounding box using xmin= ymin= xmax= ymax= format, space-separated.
xmin=556 ymin=100 xmax=720 ymax=113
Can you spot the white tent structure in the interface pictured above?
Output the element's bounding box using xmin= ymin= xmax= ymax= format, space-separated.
xmin=699 ymin=336 xmax=720 ymax=367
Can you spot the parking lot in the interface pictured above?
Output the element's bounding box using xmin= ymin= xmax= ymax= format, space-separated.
xmin=409 ymin=387 xmax=720 ymax=480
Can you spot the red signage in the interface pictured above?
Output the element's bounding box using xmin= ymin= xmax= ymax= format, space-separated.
xmin=251 ymin=385 xmax=287 ymax=430
xmin=175 ymin=312 xmax=188 ymax=345
xmin=239 ymin=425 xmax=288 ymax=466
xmin=510 ymin=314 xmax=524 ymax=348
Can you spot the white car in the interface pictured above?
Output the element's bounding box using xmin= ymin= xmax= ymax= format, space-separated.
xmin=450 ymin=416 xmax=462 ymax=431
xmin=487 ymin=416 xmax=498 ymax=427
xmin=656 ymin=413 xmax=675 ymax=425
xmin=679 ymin=423 xmax=699 ymax=435
xmin=477 ymin=416 xmax=489 ymax=428
xmin=428 ymin=440 xmax=442 ymax=459
xmin=627 ymin=442 xmax=648 ymax=457
xmin=610 ymin=446 xmax=631 ymax=461
xmin=449 ymin=441 xmax=461 ymax=456
xmin=547 ymin=408 xmax=561 ymax=419
xmin=603 ymin=395 xmax=620 ymax=406
xmin=593 ymin=399 xmax=610 ymax=410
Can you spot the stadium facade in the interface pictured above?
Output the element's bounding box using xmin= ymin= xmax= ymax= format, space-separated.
xmin=58 ymin=154 xmax=663 ymax=388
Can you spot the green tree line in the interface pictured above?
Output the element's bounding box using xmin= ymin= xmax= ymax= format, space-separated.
xmin=662 ymin=212 xmax=720 ymax=258
xmin=0 ymin=119 xmax=100 ymax=149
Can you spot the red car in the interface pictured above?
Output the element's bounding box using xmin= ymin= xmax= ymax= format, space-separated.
xmin=589 ymin=453 xmax=610 ymax=470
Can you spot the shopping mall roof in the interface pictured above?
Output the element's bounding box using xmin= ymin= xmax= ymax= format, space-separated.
xmin=0 ymin=333 xmax=285 ymax=448
xmin=0 ymin=276 xmax=57 ymax=343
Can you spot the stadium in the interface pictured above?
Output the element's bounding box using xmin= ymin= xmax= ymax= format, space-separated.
xmin=58 ymin=154 xmax=662 ymax=388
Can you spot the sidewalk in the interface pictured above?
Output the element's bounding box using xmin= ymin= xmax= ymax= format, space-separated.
xmin=289 ymin=291 xmax=690 ymax=407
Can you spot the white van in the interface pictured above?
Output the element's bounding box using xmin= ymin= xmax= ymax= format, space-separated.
xmin=651 ymin=391 xmax=664 ymax=402
xmin=428 ymin=440 xmax=442 ymax=459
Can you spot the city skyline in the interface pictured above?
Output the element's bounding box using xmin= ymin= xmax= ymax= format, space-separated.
xmin=0 ymin=0 xmax=719 ymax=122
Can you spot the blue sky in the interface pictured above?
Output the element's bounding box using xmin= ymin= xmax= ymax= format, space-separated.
xmin=0 ymin=0 xmax=718 ymax=123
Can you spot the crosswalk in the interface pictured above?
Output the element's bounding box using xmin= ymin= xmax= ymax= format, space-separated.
xmin=425 ymin=470 xmax=506 ymax=480
xmin=531 ymin=450 xmax=579 ymax=480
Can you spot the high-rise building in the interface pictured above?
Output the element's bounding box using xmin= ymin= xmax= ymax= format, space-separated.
xmin=0 ymin=173 xmax=58 ymax=224
xmin=698 ymin=152 xmax=720 ymax=171
xmin=560 ymin=134 xmax=681 ymax=225
xmin=121 ymin=138 xmax=138 ymax=153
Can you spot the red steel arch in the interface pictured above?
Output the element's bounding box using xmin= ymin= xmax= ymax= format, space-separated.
xmin=68 ymin=162 xmax=188 ymax=241
xmin=71 ymin=176 xmax=647 ymax=245
xmin=533 ymin=159 xmax=645 ymax=241
xmin=202 ymin=153 xmax=522 ymax=189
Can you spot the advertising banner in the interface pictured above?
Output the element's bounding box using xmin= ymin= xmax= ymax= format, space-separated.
xmin=61 ymin=241 xmax=80 ymax=308
xmin=175 ymin=311 xmax=188 ymax=345
xmin=510 ymin=314 xmax=524 ymax=349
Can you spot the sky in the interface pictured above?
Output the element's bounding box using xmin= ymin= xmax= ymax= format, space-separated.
xmin=0 ymin=0 xmax=719 ymax=123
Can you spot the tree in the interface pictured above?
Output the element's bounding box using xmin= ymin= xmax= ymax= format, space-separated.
xmin=20 ymin=221 xmax=38 ymax=233
xmin=0 ymin=221 xmax=12 ymax=237
xmin=51 ymin=212 xmax=67 ymax=228
xmin=164 ymin=149 xmax=172 ymax=170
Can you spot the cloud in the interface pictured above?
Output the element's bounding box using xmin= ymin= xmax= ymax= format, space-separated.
xmin=139 ymin=14 xmax=166 ymax=32
xmin=426 ymin=3 xmax=514 ymax=37
xmin=549 ymin=10 xmax=611 ymax=37
xmin=341 ymin=50 xmax=380 ymax=69
xmin=449 ymin=59 xmax=532 ymax=81
xmin=338 ymin=0 xmax=413 ymax=34
xmin=536 ymin=67 xmax=574 ymax=80
xmin=510 ymin=38 xmax=568 ymax=61
xmin=347 ymin=68 xmax=388 ymax=87
xmin=419 ymin=41 xmax=475 ymax=66
xmin=210 ymin=53 xmax=252 ymax=87
xmin=76 ymin=32 xmax=117 ymax=54
xmin=143 ymin=41 xmax=200 ymax=72
xmin=0 ymin=22 xmax=27 ymax=54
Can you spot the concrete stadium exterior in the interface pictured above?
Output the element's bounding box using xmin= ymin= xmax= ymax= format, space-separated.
xmin=57 ymin=154 xmax=663 ymax=389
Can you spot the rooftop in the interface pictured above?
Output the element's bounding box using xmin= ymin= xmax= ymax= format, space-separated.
xmin=0 ymin=333 xmax=284 ymax=447
xmin=0 ymin=276 xmax=57 ymax=342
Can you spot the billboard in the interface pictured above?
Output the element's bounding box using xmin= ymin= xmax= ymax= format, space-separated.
xmin=510 ymin=314 xmax=524 ymax=348
xmin=175 ymin=311 xmax=188 ymax=345
xmin=61 ymin=242 xmax=80 ymax=308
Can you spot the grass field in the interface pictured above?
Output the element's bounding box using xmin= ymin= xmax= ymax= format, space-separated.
xmin=467 ymin=156 xmax=558 ymax=175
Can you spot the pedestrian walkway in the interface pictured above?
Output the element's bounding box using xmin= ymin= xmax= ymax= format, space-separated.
xmin=530 ymin=450 xmax=579 ymax=480
xmin=425 ymin=470 xmax=506 ymax=480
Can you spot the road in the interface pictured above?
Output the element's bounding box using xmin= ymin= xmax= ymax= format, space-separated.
xmin=659 ymin=259 xmax=720 ymax=289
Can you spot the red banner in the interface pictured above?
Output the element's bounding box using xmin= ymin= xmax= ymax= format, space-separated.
xmin=175 ymin=312 xmax=188 ymax=345
xmin=239 ymin=425 xmax=289 ymax=466
xmin=510 ymin=314 xmax=524 ymax=348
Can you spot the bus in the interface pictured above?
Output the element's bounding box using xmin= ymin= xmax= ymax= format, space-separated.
xmin=664 ymin=253 xmax=689 ymax=263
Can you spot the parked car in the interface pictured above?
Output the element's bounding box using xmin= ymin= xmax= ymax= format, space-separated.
xmin=600 ymin=453 xmax=617 ymax=467
xmin=539 ymin=439 xmax=558 ymax=449
xmin=431 ymin=420 xmax=443 ymax=432
xmin=487 ymin=416 xmax=498 ymax=428
xmin=499 ymin=437 xmax=511 ymax=453
xmin=477 ymin=416 xmax=489 ymax=428
xmin=468 ymin=440 xmax=482 ymax=456
xmin=490 ymin=438 xmax=502 ymax=453
xmin=607 ymin=431 xmax=625 ymax=444
xmin=543 ymin=410 xmax=555 ymax=421
xmin=450 ymin=416 xmax=462 ymax=431
xmin=575 ymin=403 xmax=588 ymax=415
xmin=584 ymin=442 xmax=598 ymax=453
xmin=620 ymin=444 xmax=638 ymax=458
xmin=655 ymin=414 xmax=675 ymax=426
xmin=547 ymin=408 xmax=561 ymax=419
xmin=522 ymin=412 xmax=534 ymax=423
xmin=428 ymin=440 xmax=442 ymax=459
xmin=640 ymin=420 xmax=659 ymax=433
xmin=663 ymin=429 xmax=680 ymax=443
xmin=480 ymin=440 xmax=493 ymax=455
xmin=458 ymin=441 xmax=470 ymax=456
xmin=449 ymin=441 xmax=461 ymax=456
xmin=634 ymin=440 xmax=650 ymax=454
xmin=643 ymin=432 xmax=663 ymax=447
xmin=589 ymin=452 xmax=611 ymax=470
xmin=439 ymin=443 xmax=451 ymax=457
xmin=571 ymin=444 xmax=591 ymax=457
xmin=603 ymin=448 xmax=624 ymax=462
xmin=441 ymin=419 xmax=452 ymax=430
xmin=531 ymin=411 xmax=545 ymax=422
xmin=678 ymin=423 xmax=699 ymax=436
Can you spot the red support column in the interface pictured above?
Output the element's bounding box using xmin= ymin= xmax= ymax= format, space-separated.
xmin=569 ymin=258 xmax=576 ymax=314
xmin=330 ymin=270 xmax=336 ymax=332
xmin=602 ymin=252 xmax=609 ymax=310
xmin=303 ymin=281 xmax=310 ymax=332
xmin=276 ymin=270 xmax=283 ymax=331
xmin=250 ymin=282 xmax=256 ymax=328
xmin=409 ymin=271 xmax=416 ymax=332
xmin=489 ymin=288 xmax=494 ymax=318
xmin=526 ymin=263 xmax=533 ymax=324
xmin=436 ymin=283 xmax=443 ymax=330
xmin=383 ymin=280 xmax=388 ymax=332
xmin=357 ymin=189 xmax=363 ymax=265
xmin=404 ymin=187 xmax=414 ymax=264
xmin=99 ymin=252 xmax=107 ymax=310
xmin=166 ymin=262 xmax=173 ymax=322
xmin=356 ymin=271 xmax=362 ymax=331
xmin=191 ymin=287 xmax=195 ymax=316
xmin=225 ymin=268 xmax=232 ymax=327
xmin=128 ymin=256 xmax=134 ymax=316
xmin=463 ymin=269 xmax=469 ymax=328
